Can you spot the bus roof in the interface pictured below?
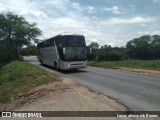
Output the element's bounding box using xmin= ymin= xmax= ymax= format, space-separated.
xmin=38 ymin=32 xmax=84 ymax=44
xmin=56 ymin=32 xmax=83 ymax=36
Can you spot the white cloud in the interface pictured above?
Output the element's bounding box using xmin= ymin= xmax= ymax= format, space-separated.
xmin=87 ymin=6 xmax=96 ymax=13
xmin=21 ymin=10 xmax=48 ymax=19
xmin=105 ymin=6 xmax=124 ymax=14
xmin=138 ymin=31 xmax=160 ymax=35
xmin=152 ymin=31 xmax=160 ymax=35
xmin=137 ymin=31 xmax=150 ymax=35
xmin=72 ymin=3 xmax=81 ymax=10
xmin=140 ymin=24 xmax=147 ymax=27
xmin=102 ymin=16 xmax=160 ymax=25
xmin=153 ymin=0 xmax=160 ymax=3
xmin=0 ymin=0 xmax=160 ymax=47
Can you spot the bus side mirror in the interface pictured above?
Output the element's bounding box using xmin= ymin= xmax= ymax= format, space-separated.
xmin=59 ymin=44 xmax=62 ymax=48
xmin=63 ymin=48 xmax=66 ymax=54
xmin=85 ymin=50 xmax=87 ymax=55
xmin=90 ymin=48 xmax=92 ymax=54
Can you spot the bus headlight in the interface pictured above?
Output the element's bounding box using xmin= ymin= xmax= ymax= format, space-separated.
xmin=64 ymin=63 xmax=70 ymax=68
xmin=67 ymin=63 xmax=71 ymax=67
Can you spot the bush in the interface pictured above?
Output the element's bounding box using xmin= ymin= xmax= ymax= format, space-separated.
xmin=20 ymin=45 xmax=37 ymax=56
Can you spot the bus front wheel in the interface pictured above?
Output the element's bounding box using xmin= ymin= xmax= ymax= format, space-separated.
xmin=54 ymin=62 xmax=58 ymax=70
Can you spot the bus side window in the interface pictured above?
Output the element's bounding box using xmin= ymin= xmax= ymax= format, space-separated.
xmin=44 ymin=41 xmax=48 ymax=47
xmin=55 ymin=36 xmax=64 ymax=47
xmin=38 ymin=42 xmax=44 ymax=48
xmin=54 ymin=36 xmax=58 ymax=46
xmin=42 ymin=42 xmax=45 ymax=48
xmin=49 ymin=38 xmax=55 ymax=46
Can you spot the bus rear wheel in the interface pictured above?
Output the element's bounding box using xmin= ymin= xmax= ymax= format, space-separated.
xmin=40 ymin=59 xmax=43 ymax=66
xmin=54 ymin=62 xmax=58 ymax=70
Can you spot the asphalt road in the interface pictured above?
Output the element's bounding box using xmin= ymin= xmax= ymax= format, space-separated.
xmin=24 ymin=56 xmax=160 ymax=111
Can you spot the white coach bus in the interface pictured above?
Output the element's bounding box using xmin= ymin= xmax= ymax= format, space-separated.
xmin=37 ymin=33 xmax=87 ymax=70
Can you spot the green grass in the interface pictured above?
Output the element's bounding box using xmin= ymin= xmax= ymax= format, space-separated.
xmin=88 ymin=60 xmax=160 ymax=70
xmin=0 ymin=61 xmax=60 ymax=103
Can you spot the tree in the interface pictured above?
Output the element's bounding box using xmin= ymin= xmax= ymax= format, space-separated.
xmin=0 ymin=12 xmax=41 ymax=60
xmin=89 ymin=42 xmax=99 ymax=49
xmin=151 ymin=35 xmax=160 ymax=59
xmin=87 ymin=42 xmax=99 ymax=61
xmin=126 ymin=35 xmax=152 ymax=59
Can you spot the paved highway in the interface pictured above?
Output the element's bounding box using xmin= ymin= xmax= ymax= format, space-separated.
xmin=24 ymin=56 xmax=160 ymax=111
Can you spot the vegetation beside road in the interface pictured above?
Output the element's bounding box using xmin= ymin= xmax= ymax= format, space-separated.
xmin=0 ymin=12 xmax=41 ymax=63
xmin=0 ymin=61 xmax=60 ymax=103
xmin=88 ymin=60 xmax=160 ymax=70
xmin=87 ymin=35 xmax=160 ymax=61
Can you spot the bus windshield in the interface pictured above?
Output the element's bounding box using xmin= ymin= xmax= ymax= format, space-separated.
xmin=63 ymin=35 xmax=86 ymax=47
xmin=55 ymin=35 xmax=87 ymax=61
xmin=64 ymin=47 xmax=86 ymax=61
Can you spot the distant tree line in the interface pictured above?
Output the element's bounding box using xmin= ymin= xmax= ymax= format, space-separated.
xmin=87 ymin=35 xmax=160 ymax=61
xmin=0 ymin=12 xmax=41 ymax=64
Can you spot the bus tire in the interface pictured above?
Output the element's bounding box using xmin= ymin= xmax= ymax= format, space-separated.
xmin=40 ymin=59 xmax=43 ymax=66
xmin=54 ymin=62 xmax=58 ymax=70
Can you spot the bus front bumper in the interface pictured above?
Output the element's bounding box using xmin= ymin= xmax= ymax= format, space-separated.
xmin=61 ymin=61 xmax=87 ymax=70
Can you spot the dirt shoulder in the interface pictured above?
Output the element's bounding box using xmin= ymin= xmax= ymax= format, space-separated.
xmin=0 ymin=77 xmax=126 ymax=112
xmin=15 ymin=77 xmax=126 ymax=111
xmin=119 ymin=67 xmax=160 ymax=76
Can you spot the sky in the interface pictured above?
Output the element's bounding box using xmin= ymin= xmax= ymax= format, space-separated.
xmin=0 ymin=0 xmax=160 ymax=47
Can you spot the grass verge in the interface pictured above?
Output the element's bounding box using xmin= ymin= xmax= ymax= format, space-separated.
xmin=0 ymin=60 xmax=60 ymax=103
xmin=88 ymin=60 xmax=160 ymax=70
